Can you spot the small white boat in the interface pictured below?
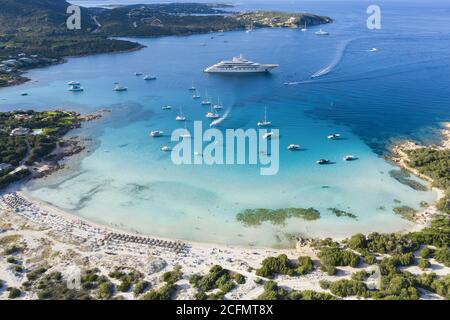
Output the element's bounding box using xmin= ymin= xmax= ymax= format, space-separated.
xmin=176 ymin=107 xmax=186 ymax=121
xmin=327 ymin=133 xmax=341 ymax=140
xmin=143 ymin=75 xmax=157 ymax=80
xmin=21 ymin=92 xmax=28 ymax=96
xmin=68 ymin=84 xmax=84 ymax=92
xmin=162 ymin=105 xmax=172 ymax=110
xmin=161 ymin=146 xmax=172 ymax=152
xmin=67 ymin=81 xmax=80 ymax=85
xmin=315 ymin=29 xmax=329 ymax=36
xmin=192 ymin=90 xmax=201 ymax=99
xmin=150 ymin=130 xmax=164 ymax=137
xmin=301 ymin=22 xmax=307 ymax=32
xmin=113 ymin=84 xmax=128 ymax=91
xmin=180 ymin=122 xmax=191 ymax=138
xmin=213 ymin=97 xmax=223 ymax=110
xmin=201 ymin=90 xmax=212 ymax=105
xmin=257 ymin=106 xmax=272 ymax=127
xmin=188 ymin=81 xmax=196 ymax=91
xmin=206 ymin=105 xmax=220 ymax=119
xmin=316 ymin=159 xmax=331 ymax=165
xmin=343 ymin=155 xmax=357 ymax=161
xmin=287 ymin=144 xmax=301 ymax=151
xmin=368 ymin=48 xmax=378 ymax=52
xmin=263 ymin=131 xmax=274 ymax=140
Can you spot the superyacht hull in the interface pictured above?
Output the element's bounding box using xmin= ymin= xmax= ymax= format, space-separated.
xmin=204 ymin=65 xmax=278 ymax=73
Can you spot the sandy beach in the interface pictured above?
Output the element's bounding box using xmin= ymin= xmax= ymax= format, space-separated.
xmin=0 ymin=123 xmax=449 ymax=300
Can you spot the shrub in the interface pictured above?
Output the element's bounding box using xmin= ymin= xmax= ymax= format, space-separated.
xmin=7 ymin=287 xmax=21 ymax=299
xmin=162 ymin=265 xmax=183 ymax=284
xmin=6 ymin=256 xmax=18 ymax=264
xmin=96 ymin=282 xmax=115 ymax=299
xmin=419 ymin=246 xmax=433 ymax=259
xmin=431 ymin=275 xmax=450 ymax=299
xmin=141 ymin=283 xmax=178 ymax=300
xmin=346 ymin=233 xmax=367 ymax=250
xmin=418 ymin=259 xmax=430 ymax=270
xmin=256 ymin=254 xmax=314 ymax=278
xmin=133 ymin=280 xmax=150 ymax=296
xmin=320 ymin=264 xmax=336 ymax=276
xmin=317 ymin=247 xmax=360 ymax=268
xmin=434 ymin=247 xmax=450 ymax=267
xmin=329 ymin=279 xmax=368 ymax=298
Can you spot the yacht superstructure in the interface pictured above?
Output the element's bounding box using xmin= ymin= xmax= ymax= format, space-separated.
xmin=204 ymin=54 xmax=278 ymax=73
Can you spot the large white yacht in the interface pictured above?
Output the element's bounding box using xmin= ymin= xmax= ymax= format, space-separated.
xmin=204 ymin=54 xmax=278 ymax=73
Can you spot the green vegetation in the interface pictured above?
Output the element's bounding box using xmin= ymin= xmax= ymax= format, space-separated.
xmin=393 ymin=206 xmax=418 ymax=221
xmin=108 ymin=267 xmax=144 ymax=293
xmin=418 ymin=259 xmax=430 ymax=270
xmin=255 ymin=254 xmax=314 ymax=278
xmin=189 ymin=265 xmax=246 ymax=300
xmin=36 ymin=271 xmax=91 ymax=300
xmin=419 ymin=246 xmax=433 ymax=259
xmin=162 ymin=265 xmax=183 ymax=284
xmin=434 ymin=247 xmax=450 ymax=267
xmin=141 ymin=282 xmax=179 ymax=300
xmin=328 ymin=207 xmax=358 ymax=220
xmin=317 ymin=247 xmax=360 ymax=275
xmin=140 ymin=265 xmax=183 ymax=300
xmin=406 ymin=148 xmax=450 ymax=214
xmin=133 ymin=280 xmax=150 ymax=296
xmin=96 ymin=281 xmax=115 ymax=299
xmin=236 ymin=207 xmax=320 ymax=227
xmin=258 ymin=280 xmax=336 ymax=300
xmin=7 ymin=287 xmax=22 ymax=299
xmin=0 ymin=110 xmax=81 ymax=189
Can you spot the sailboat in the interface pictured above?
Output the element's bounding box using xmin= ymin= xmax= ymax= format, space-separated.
xmin=180 ymin=121 xmax=191 ymax=138
xmin=315 ymin=29 xmax=329 ymax=36
xmin=201 ymin=90 xmax=212 ymax=105
xmin=301 ymin=21 xmax=307 ymax=32
xmin=192 ymin=90 xmax=201 ymax=99
xmin=257 ymin=106 xmax=272 ymax=127
xmin=213 ymin=97 xmax=223 ymax=110
xmin=175 ymin=107 xmax=186 ymax=121
xmin=189 ymin=81 xmax=196 ymax=91
xmin=206 ymin=105 xmax=220 ymax=119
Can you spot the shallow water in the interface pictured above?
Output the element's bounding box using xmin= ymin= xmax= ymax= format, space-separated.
xmin=1 ymin=0 xmax=449 ymax=246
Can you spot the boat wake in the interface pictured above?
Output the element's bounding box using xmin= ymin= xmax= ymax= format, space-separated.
xmin=210 ymin=105 xmax=232 ymax=127
xmin=311 ymin=38 xmax=355 ymax=78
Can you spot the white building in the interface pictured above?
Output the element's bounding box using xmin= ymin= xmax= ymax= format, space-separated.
xmin=10 ymin=127 xmax=31 ymax=136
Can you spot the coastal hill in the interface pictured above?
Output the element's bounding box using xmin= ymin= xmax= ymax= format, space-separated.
xmin=0 ymin=0 xmax=331 ymax=86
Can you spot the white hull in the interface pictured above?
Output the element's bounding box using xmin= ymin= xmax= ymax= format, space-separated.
xmin=204 ymin=54 xmax=278 ymax=73
xmin=204 ymin=65 xmax=277 ymax=73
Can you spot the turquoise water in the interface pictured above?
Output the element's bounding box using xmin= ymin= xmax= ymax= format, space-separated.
xmin=1 ymin=0 xmax=449 ymax=246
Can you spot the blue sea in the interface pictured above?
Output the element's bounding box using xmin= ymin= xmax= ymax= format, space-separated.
xmin=1 ymin=0 xmax=449 ymax=246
